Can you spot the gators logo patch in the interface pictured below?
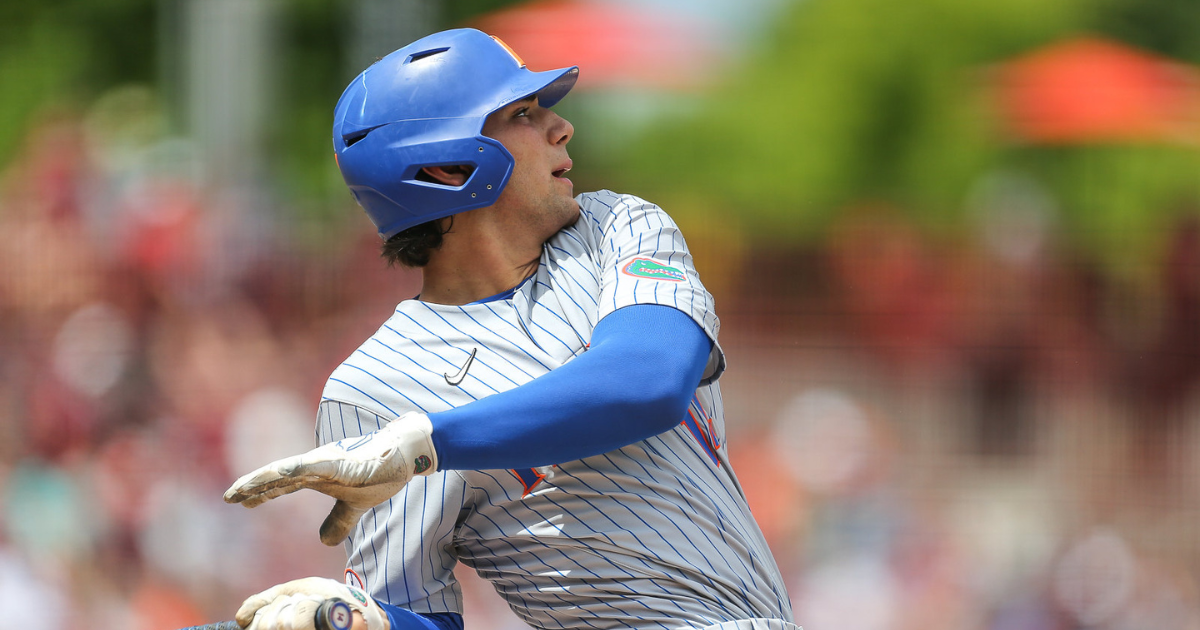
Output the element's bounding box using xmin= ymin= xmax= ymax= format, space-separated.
xmin=621 ymin=258 xmax=686 ymax=282
xmin=347 ymin=586 xmax=370 ymax=606
xmin=414 ymin=455 xmax=432 ymax=474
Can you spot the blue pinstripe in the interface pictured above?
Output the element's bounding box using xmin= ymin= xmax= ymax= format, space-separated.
xmin=466 ymin=517 xmax=668 ymax=629
xmin=453 ymin=305 xmax=556 ymax=371
xmin=390 ymin=314 xmax=524 ymax=389
xmin=556 ymin=463 xmax=741 ymax=618
xmin=548 ymin=248 xmax=601 ymax=301
xmin=642 ymin=435 xmax=791 ymax=614
xmin=380 ymin=330 xmax=502 ymax=396
xmin=472 ymin=471 xmax=702 ymax=618
xmin=600 ymin=451 xmax=758 ymax=598
xmin=642 ymin=435 xmax=760 ymax=549
xmin=430 ymin=477 xmax=455 ymax=610
xmin=454 ymin=530 xmax=573 ymax=630
xmin=526 ymin=488 xmax=722 ymax=621
xmin=352 ymin=350 xmax=455 ymax=408
xmin=339 ymin=363 xmax=435 ymax=412
xmin=458 ymin=517 xmax=609 ymax=630
xmin=325 ymin=378 xmax=398 ymax=416
xmin=418 ymin=304 xmax=542 ymax=381
xmin=365 ymin=339 xmax=487 ymax=400
xmin=525 ymin=290 xmax=582 ymax=353
xmin=549 ymin=244 xmax=601 ymax=287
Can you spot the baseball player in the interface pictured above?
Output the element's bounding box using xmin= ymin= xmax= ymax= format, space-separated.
xmin=224 ymin=28 xmax=798 ymax=630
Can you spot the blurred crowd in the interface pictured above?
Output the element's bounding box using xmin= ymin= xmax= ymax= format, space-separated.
xmin=1 ymin=90 xmax=1199 ymax=630
xmin=0 ymin=96 xmax=410 ymax=629
xmin=719 ymin=190 xmax=1200 ymax=628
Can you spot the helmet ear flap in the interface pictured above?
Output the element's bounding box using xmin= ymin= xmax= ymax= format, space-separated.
xmin=343 ymin=131 xmax=515 ymax=240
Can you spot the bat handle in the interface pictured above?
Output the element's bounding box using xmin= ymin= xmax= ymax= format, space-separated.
xmin=177 ymin=598 xmax=354 ymax=630
xmin=315 ymin=599 xmax=355 ymax=630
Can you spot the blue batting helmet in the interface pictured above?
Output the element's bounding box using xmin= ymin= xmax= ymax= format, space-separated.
xmin=333 ymin=28 xmax=579 ymax=239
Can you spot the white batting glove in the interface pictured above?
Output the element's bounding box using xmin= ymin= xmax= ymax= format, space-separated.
xmin=224 ymin=411 xmax=438 ymax=545
xmin=236 ymin=577 xmax=389 ymax=630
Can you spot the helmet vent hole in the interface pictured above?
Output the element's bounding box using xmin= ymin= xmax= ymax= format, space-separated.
xmin=343 ymin=129 xmax=371 ymax=147
xmin=342 ymin=124 xmax=386 ymax=148
xmin=406 ymin=47 xmax=450 ymax=64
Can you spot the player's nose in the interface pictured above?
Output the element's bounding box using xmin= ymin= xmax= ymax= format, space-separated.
xmin=548 ymin=111 xmax=573 ymax=146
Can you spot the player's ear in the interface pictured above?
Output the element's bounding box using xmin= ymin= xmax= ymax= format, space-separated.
xmin=420 ymin=165 xmax=472 ymax=187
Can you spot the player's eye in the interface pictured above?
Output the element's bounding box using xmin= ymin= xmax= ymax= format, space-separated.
xmin=514 ymin=107 xmax=530 ymax=118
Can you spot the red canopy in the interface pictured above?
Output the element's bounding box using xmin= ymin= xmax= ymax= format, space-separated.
xmin=472 ymin=0 xmax=717 ymax=90
xmin=994 ymin=37 xmax=1200 ymax=144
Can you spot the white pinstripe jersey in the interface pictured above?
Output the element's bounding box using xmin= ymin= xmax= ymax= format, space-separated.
xmin=317 ymin=190 xmax=794 ymax=630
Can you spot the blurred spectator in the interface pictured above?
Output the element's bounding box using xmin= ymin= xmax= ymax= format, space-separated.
xmin=0 ymin=546 xmax=69 ymax=630
xmin=1123 ymin=211 xmax=1200 ymax=484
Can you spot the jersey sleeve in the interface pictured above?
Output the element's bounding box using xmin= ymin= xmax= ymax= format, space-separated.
xmin=576 ymin=190 xmax=725 ymax=383
xmin=316 ymin=400 xmax=469 ymax=616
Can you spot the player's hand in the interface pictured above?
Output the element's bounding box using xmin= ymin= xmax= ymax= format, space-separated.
xmin=224 ymin=411 xmax=438 ymax=545
xmin=236 ymin=577 xmax=389 ymax=630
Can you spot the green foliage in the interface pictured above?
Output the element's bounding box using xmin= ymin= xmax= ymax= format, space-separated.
xmin=0 ymin=19 xmax=84 ymax=160
xmin=1088 ymin=0 xmax=1200 ymax=63
xmin=442 ymin=0 xmax=530 ymax=27
xmin=268 ymin=0 xmax=354 ymax=221
xmin=619 ymin=0 xmax=1089 ymax=242
xmin=0 ymin=0 xmax=156 ymax=166
xmin=612 ymin=0 xmax=1200 ymax=275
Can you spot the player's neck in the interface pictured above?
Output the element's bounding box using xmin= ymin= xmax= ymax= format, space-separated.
xmin=418 ymin=234 xmax=541 ymax=306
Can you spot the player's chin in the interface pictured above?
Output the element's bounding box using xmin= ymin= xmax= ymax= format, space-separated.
xmin=554 ymin=194 xmax=580 ymax=227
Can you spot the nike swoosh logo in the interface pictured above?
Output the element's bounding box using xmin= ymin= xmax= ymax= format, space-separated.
xmin=445 ymin=347 xmax=478 ymax=386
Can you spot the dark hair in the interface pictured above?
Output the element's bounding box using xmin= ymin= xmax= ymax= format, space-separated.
xmin=381 ymin=217 xmax=452 ymax=268
xmin=378 ymin=166 xmax=472 ymax=267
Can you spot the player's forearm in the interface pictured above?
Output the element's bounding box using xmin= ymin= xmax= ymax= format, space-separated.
xmin=429 ymin=304 xmax=712 ymax=470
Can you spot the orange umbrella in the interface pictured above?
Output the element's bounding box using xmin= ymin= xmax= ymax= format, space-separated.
xmin=994 ymin=37 xmax=1200 ymax=145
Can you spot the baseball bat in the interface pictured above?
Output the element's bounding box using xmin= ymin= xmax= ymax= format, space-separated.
xmin=175 ymin=599 xmax=354 ymax=630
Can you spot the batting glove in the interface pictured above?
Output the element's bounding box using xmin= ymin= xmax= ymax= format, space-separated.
xmin=224 ymin=411 xmax=438 ymax=545
xmin=237 ymin=577 xmax=388 ymax=630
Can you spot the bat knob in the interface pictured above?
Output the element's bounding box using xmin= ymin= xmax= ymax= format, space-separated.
xmin=316 ymin=599 xmax=355 ymax=630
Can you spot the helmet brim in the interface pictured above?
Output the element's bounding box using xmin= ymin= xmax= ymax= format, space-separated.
xmin=504 ymin=66 xmax=579 ymax=112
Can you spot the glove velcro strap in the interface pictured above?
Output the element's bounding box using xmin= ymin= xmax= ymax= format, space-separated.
xmin=385 ymin=411 xmax=439 ymax=476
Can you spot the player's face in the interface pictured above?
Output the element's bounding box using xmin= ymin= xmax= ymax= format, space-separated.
xmin=481 ymin=95 xmax=578 ymax=241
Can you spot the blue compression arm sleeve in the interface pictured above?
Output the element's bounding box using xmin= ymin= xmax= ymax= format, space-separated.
xmin=430 ymin=304 xmax=713 ymax=471
xmin=376 ymin=601 xmax=463 ymax=630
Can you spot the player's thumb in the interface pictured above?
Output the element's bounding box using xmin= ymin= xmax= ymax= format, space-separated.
xmin=320 ymin=500 xmax=368 ymax=546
